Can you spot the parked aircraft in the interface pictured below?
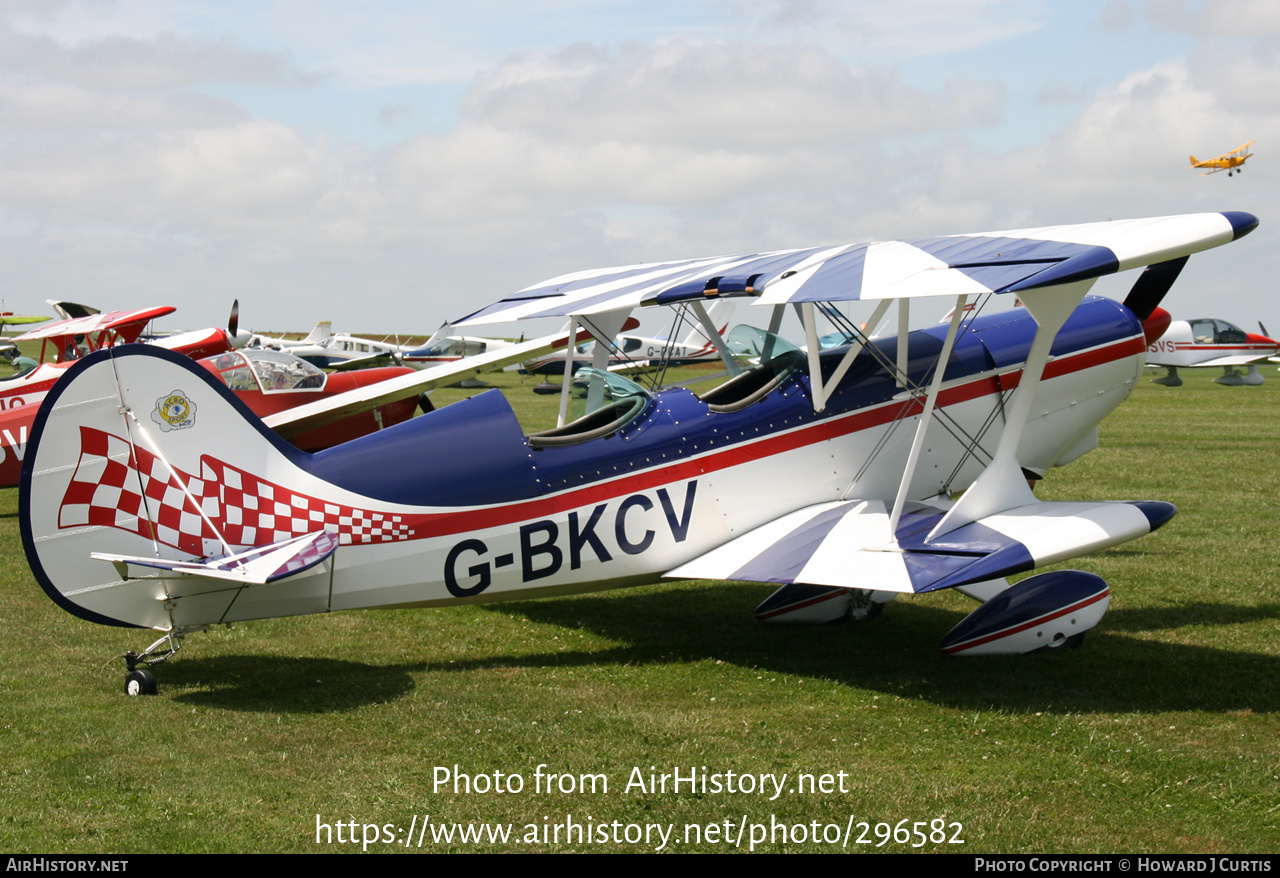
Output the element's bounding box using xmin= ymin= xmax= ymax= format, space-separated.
xmin=2 ymin=303 xmax=247 ymax=415
xmin=1145 ymin=311 xmax=1280 ymax=385
xmin=197 ymin=349 xmax=420 ymax=451
xmin=0 ymin=348 xmax=421 ymax=488
xmin=1190 ymin=141 xmax=1254 ymax=177
xmin=523 ymin=302 xmax=733 ymax=376
xmin=245 ymin=321 xmax=332 ymax=352
xmin=0 ymin=311 xmax=50 ymax=334
xmin=287 ymin=332 xmax=424 ymax=370
xmin=18 ymin=212 xmax=1257 ymax=694
xmin=1 ymin=307 xmax=179 ymax=414
xmin=400 ymin=326 xmax=522 ymax=370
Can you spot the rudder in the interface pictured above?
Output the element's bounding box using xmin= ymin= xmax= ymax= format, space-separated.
xmin=21 ymin=346 xmax=314 ymax=629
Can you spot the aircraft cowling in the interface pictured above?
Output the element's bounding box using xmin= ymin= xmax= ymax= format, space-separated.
xmin=939 ymin=570 xmax=1111 ymax=655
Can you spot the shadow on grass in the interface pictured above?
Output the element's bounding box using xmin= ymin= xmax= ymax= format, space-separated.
xmin=154 ymin=584 xmax=1280 ymax=716
xmin=477 ymin=583 xmax=1280 ymax=715
xmin=164 ymin=655 xmax=417 ymax=712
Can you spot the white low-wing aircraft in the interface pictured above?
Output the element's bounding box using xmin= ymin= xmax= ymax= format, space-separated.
xmin=1145 ymin=311 xmax=1280 ymax=386
xmin=522 ymin=300 xmax=735 ymax=376
xmin=245 ymin=321 xmax=332 ymax=352
xmin=19 ymin=211 xmax=1257 ymax=694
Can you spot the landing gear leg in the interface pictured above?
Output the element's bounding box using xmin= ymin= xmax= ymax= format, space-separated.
xmin=849 ymin=590 xmax=885 ymax=622
xmin=121 ymin=629 xmax=197 ymax=696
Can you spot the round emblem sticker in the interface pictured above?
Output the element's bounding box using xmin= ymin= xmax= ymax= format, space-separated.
xmin=152 ymin=391 xmax=198 ymax=432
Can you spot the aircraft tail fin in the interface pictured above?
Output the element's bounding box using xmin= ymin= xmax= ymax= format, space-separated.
xmin=21 ymin=346 xmax=330 ymax=631
xmin=678 ymin=300 xmax=734 ymax=350
xmin=302 ymin=320 xmax=332 ymax=343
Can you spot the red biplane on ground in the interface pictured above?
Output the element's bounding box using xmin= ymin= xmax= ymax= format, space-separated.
xmin=2 ymin=303 xmax=245 ymax=414
xmin=0 ymin=347 xmax=418 ymax=487
xmin=0 ymin=307 xmax=184 ymax=415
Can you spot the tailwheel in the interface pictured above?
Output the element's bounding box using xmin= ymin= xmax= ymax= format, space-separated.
xmin=119 ymin=628 xmax=198 ymax=696
xmin=124 ymin=669 xmax=158 ymax=696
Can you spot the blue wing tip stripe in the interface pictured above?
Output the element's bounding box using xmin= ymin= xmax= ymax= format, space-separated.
xmin=1132 ymin=501 xmax=1177 ymax=531
xmin=1222 ymin=211 xmax=1260 ymax=240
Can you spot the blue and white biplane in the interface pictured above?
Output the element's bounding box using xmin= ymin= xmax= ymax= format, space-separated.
xmin=19 ymin=211 xmax=1257 ymax=694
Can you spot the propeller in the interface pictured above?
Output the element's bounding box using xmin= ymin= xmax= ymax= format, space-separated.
xmin=227 ymin=299 xmax=253 ymax=349
xmin=1122 ymin=257 xmax=1188 ymax=322
xmin=1261 ymin=321 xmax=1271 ymax=339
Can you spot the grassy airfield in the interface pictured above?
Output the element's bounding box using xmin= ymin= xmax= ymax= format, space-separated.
xmin=0 ymin=365 xmax=1276 ymax=853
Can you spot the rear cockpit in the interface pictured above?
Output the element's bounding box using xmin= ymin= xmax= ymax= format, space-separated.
xmin=699 ymin=325 xmax=805 ymax=412
xmin=528 ymin=368 xmax=652 ymax=446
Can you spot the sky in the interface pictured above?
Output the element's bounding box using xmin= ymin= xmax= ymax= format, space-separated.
xmin=0 ymin=0 xmax=1276 ymax=338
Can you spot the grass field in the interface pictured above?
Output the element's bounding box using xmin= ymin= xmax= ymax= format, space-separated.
xmin=0 ymin=366 xmax=1276 ymax=853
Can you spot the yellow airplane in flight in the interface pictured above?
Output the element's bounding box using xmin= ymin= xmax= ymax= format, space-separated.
xmin=1190 ymin=141 xmax=1254 ymax=176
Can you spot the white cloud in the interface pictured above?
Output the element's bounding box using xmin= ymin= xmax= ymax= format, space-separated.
xmin=1146 ymin=0 xmax=1280 ymax=37
xmin=724 ymin=0 xmax=1050 ymax=55
xmin=464 ymin=39 xmax=1003 ymax=150
xmin=0 ymin=13 xmax=309 ymax=91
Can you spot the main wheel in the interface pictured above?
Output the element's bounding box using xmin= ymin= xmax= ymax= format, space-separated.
xmin=848 ymin=592 xmax=884 ymax=622
xmin=124 ymin=669 xmax=158 ymax=696
xmin=1036 ymin=631 xmax=1085 ymax=653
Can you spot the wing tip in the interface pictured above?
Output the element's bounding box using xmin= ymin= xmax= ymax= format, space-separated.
xmin=1222 ymin=211 xmax=1260 ymax=240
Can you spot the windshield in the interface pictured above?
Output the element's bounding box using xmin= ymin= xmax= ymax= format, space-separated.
xmin=1189 ymin=318 xmax=1247 ymax=344
xmin=723 ymin=324 xmax=800 ymax=366
xmin=568 ymin=367 xmax=651 ymax=423
xmin=209 ymin=350 xmax=326 ymax=393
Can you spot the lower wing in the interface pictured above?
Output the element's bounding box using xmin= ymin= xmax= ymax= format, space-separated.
xmin=666 ymin=498 xmax=1173 ymax=594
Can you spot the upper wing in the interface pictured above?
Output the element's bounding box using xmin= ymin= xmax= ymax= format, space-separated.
xmin=263 ymin=324 xmax=589 ymax=438
xmin=666 ymin=498 xmax=1174 ymax=594
xmin=13 ymin=306 xmax=177 ymax=344
xmin=456 ymin=213 xmax=1257 ymax=325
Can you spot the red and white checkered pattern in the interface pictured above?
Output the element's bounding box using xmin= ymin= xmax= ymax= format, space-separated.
xmin=59 ymin=427 xmax=421 ymax=556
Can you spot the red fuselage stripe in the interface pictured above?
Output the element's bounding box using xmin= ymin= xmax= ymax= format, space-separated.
xmin=942 ymin=588 xmax=1110 ymax=654
xmin=378 ymin=334 xmax=1145 ymax=539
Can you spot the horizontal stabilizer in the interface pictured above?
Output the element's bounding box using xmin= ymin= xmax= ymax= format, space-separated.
xmin=666 ymin=499 xmax=1174 ymax=594
xmin=91 ymin=531 xmax=337 ymax=586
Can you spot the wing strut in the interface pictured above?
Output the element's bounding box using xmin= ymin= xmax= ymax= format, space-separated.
xmin=559 ymin=308 xmax=634 ymax=422
xmin=888 ymin=294 xmax=969 ymax=534
xmin=801 ymin=299 xmax=893 ymax=412
xmin=689 ymin=300 xmax=742 ymax=376
xmin=556 ymin=316 xmax=578 ymax=428
xmin=896 ymin=299 xmax=910 ymax=387
xmin=926 ymin=280 xmax=1094 ymax=541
